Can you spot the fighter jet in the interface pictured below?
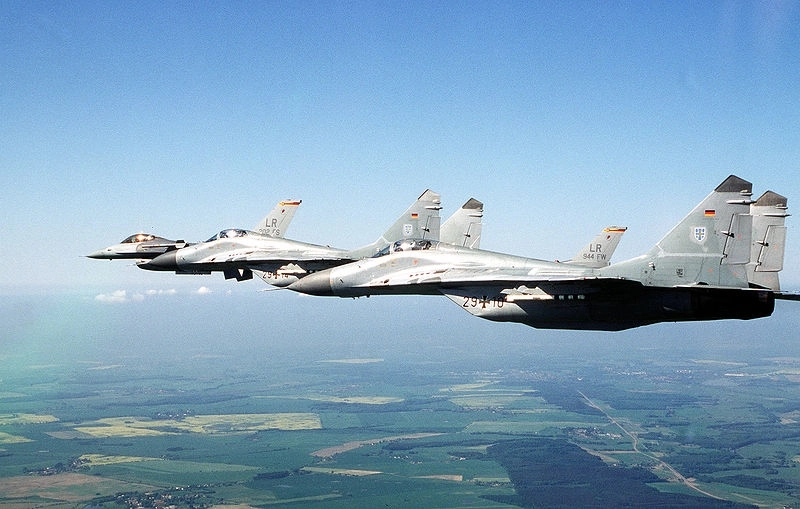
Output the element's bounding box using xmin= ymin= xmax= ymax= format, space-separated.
xmin=87 ymin=233 xmax=191 ymax=260
xmin=249 ymin=196 xmax=483 ymax=286
xmin=87 ymin=200 xmax=301 ymax=261
xmin=140 ymin=190 xmax=442 ymax=284
xmin=287 ymin=176 xmax=796 ymax=331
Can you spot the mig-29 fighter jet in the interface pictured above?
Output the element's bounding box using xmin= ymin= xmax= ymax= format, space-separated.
xmin=252 ymin=196 xmax=484 ymax=286
xmin=139 ymin=190 xmax=442 ymax=285
xmin=287 ymin=176 xmax=796 ymax=331
xmin=87 ymin=200 xmax=301 ymax=261
xmin=254 ymin=196 xmax=484 ymax=286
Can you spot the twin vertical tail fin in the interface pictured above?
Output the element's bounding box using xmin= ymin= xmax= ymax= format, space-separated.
xmin=351 ymin=189 xmax=442 ymax=258
xmin=254 ymin=200 xmax=302 ymax=237
xmin=441 ymin=198 xmax=483 ymax=248
xmin=605 ymin=175 xmax=756 ymax=287
xmin=748 ymin=191 xmax=789 ymax=291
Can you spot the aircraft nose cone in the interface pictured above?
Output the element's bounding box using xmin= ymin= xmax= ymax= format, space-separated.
xmin=86 ymin=249 xmax=110 ymax=259
xmin=287 ymin=271 xmax=334 ymax=296
xmin=142 ymin=250 xmax=179 ymax=271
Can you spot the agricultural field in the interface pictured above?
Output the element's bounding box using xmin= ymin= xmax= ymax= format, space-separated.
xmin=3 ymin=294 xmax=800 ymax=507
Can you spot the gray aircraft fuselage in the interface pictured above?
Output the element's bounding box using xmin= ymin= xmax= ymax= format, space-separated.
xmin=140 ymin=229 xmax=353 ymax=277
xmin=286 ymin=240 xmax=774 ymax=331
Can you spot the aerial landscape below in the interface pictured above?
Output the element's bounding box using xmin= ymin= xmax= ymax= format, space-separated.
xmin=2 ymin=293 xmax=800 ymax=508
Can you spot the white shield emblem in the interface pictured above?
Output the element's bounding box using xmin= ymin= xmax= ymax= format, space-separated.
xmin=403 ymin=224 xmax=413 ymax=236
xmin=693 ymin=226 xmax=706 ymax=243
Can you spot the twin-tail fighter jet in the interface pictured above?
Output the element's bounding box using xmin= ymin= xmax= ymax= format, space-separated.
xmin=87 ymin=200 xmax=301 ymax=261
xmin=138 ymin=190 xmax=442 ymax=285
xmin=253 ymin=196 xmax=485 ymax=286
xmin=287 ymin=176 xmax=796 ymax=331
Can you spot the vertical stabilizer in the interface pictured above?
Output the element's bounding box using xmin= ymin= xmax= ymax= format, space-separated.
xmin=441 ymin=198 xmax=483 ymax=248
xmin=604 ymin=175 xmax=753 ymax=287
xmin=254 ymin=200 xmax=302 ymax=237
xmin=565 ymin=226 xmax=626 ymax=268
xmin=748 ymin=191 xmax=789 ymax=290
xmin=349 ymin=190 xmax=441 ymax=258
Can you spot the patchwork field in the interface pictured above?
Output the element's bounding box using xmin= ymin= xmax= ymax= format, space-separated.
xmin=3 ymin=329 xmax=800 ymax=508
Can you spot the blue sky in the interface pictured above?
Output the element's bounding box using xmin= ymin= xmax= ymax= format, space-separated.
xmin=2 ymin=1 xmax=799 ymax=298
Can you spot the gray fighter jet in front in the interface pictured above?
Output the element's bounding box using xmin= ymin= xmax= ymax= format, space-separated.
xmin=140 ymin=190 xmax=442 ymax=284
xmin=87 ymin=200 xmax=301 ymax=261
xmin=288 ymin=176 xmax=796 ymax=331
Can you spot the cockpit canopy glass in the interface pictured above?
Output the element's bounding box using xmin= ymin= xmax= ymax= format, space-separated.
xmin=122 ymin=234 xmax=156 ymax=244
xmin=373 ymin=239 xmax=435 ymax=257
xmin=206 ymin=229 xmax=249 ymax=242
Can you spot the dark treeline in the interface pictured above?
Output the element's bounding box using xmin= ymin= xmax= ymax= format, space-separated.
xmin=482 ymin=438 xmax=755 ymax=509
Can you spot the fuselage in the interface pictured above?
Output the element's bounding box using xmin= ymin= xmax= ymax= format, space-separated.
xmin=286 ymin=240 xmax=774 ymax=331
xmin=139 ymin=229 xmax=353 ymax=274
xmin=287 ymin=241 xmax=597 ymax=297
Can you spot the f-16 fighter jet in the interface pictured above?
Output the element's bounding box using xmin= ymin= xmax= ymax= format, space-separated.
xmin=87 ymin=233 xmax=191 ymax=260
xmin=87 ymin=200 xmax=301 ymax=261
xmin=287 ymin=176 xmax=795 ymax=331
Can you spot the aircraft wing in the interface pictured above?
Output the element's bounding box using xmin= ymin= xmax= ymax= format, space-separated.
xmin=224 ymin=251 xmax=352 ymax=264
xmin=436 ymin=275 xmax=644 ymax=302
xmin=435 ymin=276 xmax=775 ymax=331
xmin=378 ymin=264 xmax=598 ymax=288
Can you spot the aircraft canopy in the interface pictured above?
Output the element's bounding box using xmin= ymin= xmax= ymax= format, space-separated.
xmin=206 ymin=229 xmax=249 ymax=242
xmin=374 ymin=239 xmax=436 ymax=257
xmin=122 ymin=234 xmax=156 ymax=244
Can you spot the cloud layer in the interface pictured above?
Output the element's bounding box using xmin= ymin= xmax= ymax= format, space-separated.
xmin=95 ymin=288 xmax=204 ymax=303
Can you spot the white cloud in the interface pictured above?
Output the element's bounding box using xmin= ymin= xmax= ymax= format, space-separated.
xmin=95 ymin=288 xmax=179 ymax=303
xmin=196 ymin=286 xmax=212 ymax=295
xmin=145 ymin=288 xmax=178 ymax=296
xmin=95 ymin=290 xmax=129 ymax=303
